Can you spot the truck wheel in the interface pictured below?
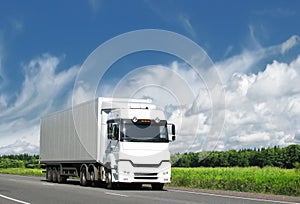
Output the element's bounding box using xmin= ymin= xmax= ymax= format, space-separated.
xmin=90 ymin=171 xmax=96 ymax=187
xmin=57 ymin=169 xmax=64 ymax=183
xmin=59 ymin=176 xmax=67 ymax=183
xmin=52 ymin=168 xmax=58 ymax=183
xmin=151 ymin=183 xmax=164 ymax=190
xmin=80 ymin=168 xmax=88 ymax=186
xmin=47 ymin=167 xmax=53 ymax=182
xmin=106 ymin=172 xmax=114 ymax=189
xmin=61 ymin=176 xmax=67 ymax=183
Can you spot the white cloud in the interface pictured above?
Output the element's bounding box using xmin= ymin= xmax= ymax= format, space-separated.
xmin=0 ymin=95 xmax=7 ymax=108
xmin=248 ymin=61 xmax=300 ymax=99
xmin=145 ymin=2 xmax=197 ymax=38
xmin=0 ymin=54 xmax=79 ymax=154
xmin=179 ymin=15 xmax=196 ymax=37
xmin=222 ymin=45 xmax=233 ymax=59
xmin=0 ymin=139 xmax=39 ymax=155
xmin=215 ymin=50 xmax=260 ymax=83
xmin=281 ymin=35 xmax=299 ymax=54
xmin=12 ymin=19 xmax=24 ymax=32
xmin=72 ymin=81 xmax=94 ymax=105
xmin=223 ymin=55 xmax=300 ymax=149
xmin=247 ymin=60 xmax=298 ymax=99
xmin=248 ymin=24 xmax=262 ymax=49
xmin=88 ymin=0 xmax=101 ymax=14
xmin=100 ymin=35 xmax=300 ymax=153
xmin=233 ymin=132 xmax=270 ymax=143
xmin=1 ymin=54 xmax=78 ymax=118
xmin=287 ymin=96 xmax=300 ymax=116
xmin=0 ymin=37 xmax=5 ymax=89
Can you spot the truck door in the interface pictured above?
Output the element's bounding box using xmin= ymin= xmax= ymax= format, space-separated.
xmin=106 ymin=122 xmax=120 ymax=151
xmin=105 ymin=121 xmax=119 ymax=169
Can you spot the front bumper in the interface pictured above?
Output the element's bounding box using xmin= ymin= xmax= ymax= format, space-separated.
xmin=112 ymin=160 xmax=171 ymax=183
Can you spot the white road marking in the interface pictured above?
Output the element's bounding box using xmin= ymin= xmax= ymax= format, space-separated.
xmin=105 ymin=192 xmax=129 ymax=198
xmin=168 ymin=189 xmax=299 ymax=204
xmin=0 ymin=194 xmax=31 ymax=204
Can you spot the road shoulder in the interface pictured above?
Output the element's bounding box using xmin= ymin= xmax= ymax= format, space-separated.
xmin=166 ymin=186 xmax=300 ymax=203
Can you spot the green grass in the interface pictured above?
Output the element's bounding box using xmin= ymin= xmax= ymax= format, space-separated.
xmin=1 ymin=167 xmax=299 ymax=196
xmin=170 ymin=167 xmax=300 ymax=196
xmin=0 ymin=168 xmax=45 ymax=177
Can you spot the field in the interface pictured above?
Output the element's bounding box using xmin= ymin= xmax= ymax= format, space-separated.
xmin=1 ymin=167 xmax=299 ymax=196
xmin=169 ymin=167 xmax=300 ymax=196
xmin=0 ymin=168 xmax=45 ymax=177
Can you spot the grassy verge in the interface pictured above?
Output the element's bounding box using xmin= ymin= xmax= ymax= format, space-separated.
xmin=169 ymin=167 xmax=300 ymax=196
xmin=0 ymin=168 xmax=45 ymax=177
xmin=1 ymin=167 xmax=299 ymax=196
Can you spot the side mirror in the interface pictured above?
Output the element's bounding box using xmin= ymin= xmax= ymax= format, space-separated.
xmin=172 ymin=124 xmax=175 ymax=136
xmin=167 ymin=123 xmax=176 ymax=141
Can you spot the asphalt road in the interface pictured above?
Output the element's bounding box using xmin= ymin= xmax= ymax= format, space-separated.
xmin=0 ymin=174 xmax=298 ymax=204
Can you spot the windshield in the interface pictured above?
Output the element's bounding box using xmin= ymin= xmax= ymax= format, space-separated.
xmin=121 ymin=120 xmax=168 ymax=142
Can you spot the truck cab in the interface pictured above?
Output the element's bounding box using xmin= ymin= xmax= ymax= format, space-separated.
xmin=104 ymin=107 xmax=175 ymax=190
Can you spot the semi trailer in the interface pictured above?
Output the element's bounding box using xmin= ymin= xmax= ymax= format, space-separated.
xmin=40 ymin=97 xmax=175 ymax=190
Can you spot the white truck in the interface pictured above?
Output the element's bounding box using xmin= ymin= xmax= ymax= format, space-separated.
xmin=40 ymin=97 xmax=175 ymax=190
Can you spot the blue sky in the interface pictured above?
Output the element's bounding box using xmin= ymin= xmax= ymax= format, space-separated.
xmin=0 ymin=1 xmax=300 ymax=154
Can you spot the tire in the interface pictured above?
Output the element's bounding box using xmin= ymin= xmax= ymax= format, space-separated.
xmin=47 ymin=167 xmax=53 ymax=182
xmin=57 ymin=168 xmax=65 ymax=183
xmin=61 ymin=176 xmax=67 ymax=183
xmin=90 ymin=170 xmax=96 ymax=187
xmin=52 ymin=168 xmax=58 ymax=183
xmin=106 ymin=171 xmax=114 ymax=189
xmin=151 ymin=183 xmax=164 ymax=190
xmin=80 ymin=168 xmax=88 ymax=186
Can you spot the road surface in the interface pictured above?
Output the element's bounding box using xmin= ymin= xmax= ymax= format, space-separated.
xmin=0 ymin=174 xmax=298 ymax=204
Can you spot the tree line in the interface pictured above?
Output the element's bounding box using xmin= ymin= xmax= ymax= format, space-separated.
xmin=0 ymin=154 xmax=41 ymax=168
xmin=171 ymin=144 xmax=300 ymax=169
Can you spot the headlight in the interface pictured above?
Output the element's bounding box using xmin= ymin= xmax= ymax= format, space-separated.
xmin=132 ymin=117 xmax=138 ymax=123
xmin=155 ymin=117 xmax=160 ymax=123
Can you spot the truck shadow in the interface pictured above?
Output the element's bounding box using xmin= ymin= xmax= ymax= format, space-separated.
xmin=40 ymin=179 xmax=165 ymax=191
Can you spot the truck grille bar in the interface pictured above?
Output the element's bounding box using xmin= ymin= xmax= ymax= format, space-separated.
xmin=117 ymin=159 xmax=170 ymax=168
xmin=134 ymin=173 xmax=157 ymax=176
xmin=134 ymin=177 xmax=158 ymax=180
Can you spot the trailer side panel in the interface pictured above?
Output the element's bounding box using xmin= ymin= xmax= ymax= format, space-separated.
xmin=40 ymin=100 xmax=98 ymax=163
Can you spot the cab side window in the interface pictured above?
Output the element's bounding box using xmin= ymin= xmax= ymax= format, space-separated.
xmin=112 ymin=124 xmax=119 ymax=140
xmin=107 ymin=123 xmax=113 ymax=139
xmin=107 ymin=122 xmax=119 ymax=140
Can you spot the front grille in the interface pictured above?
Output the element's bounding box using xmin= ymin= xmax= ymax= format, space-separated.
xmin=134 ymin=173 xmax=157 ymax=176
xmin=117 ymin=159 xmax=170 ymax=168
xmin=134 ymin=177 xmax=158 ymax=180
